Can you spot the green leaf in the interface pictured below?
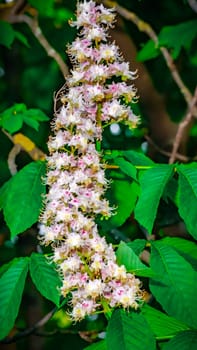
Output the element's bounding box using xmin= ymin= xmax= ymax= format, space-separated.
xmin=84 ymin=340 xmax=107 ymax=350
xmin=105 ymin=178 xmax=139 ymax=229
xmin=161 ymin=237 xmax=197 ymax=269
xmin=116 ymin=241 xmax=155 ymax=277
xmin=163 ymin=330 xmax=197 ymax=350
xmin=150 ymin=241 xmax=197 ymax=328
xmin=0 ymin=180 xmax=9 ymax=210
xmin=0 ymin=257 xmax=29 ymax=340
xmin=0 ymin=161 xmax=46 ymax=237
xmin=24 ymin=109 xmax=49 ymax=121
xmin=158 ymin=20 xmax=197 ymax=59
xmin=106 ymin=310 xmax=156 ymax=350
xmin=23 ymin=108 xmax=49 ymax=130
xmin=14 ymin=31 xmax=30 ymax=47
xmin=123 ymin=150 xmax=154 ymax=166
xmin=0 ymin=20 xmax=15 ymax=48
xmin=142 ymin=304 xmax=189 ymax=338
xmin=28 ymin=0 xmax=54 ymax=16
xmin=0 ymin=104 xmax=48 ymax=133
xmin=23 ymin=116 xmax=40 ymax=131
xmin=52 ymin=8 xmax=74 ymax=24
xmin=137 ymin=40 xmax=160 ymax=62
xmin=135 ymin=165 xmax=174 ymax=233
xmin=127 ymin=239 xmax=147 ymax=255
xmin=0 ymin=103 xmax=26 ymax=134
xmin=0 ymin=259 xmax=13 ymax=278
xmin=104 ymin=150 xmax=123 ymax=160
xmin=30 ymin=253 xmax=61 ymax=306
xmin=177 ymin=163 xmax=197 ymax=239
xmin=104 ymin=150 xmax=154 ymax=166
xmin=114 ymin=157 xmax=137 ymax=181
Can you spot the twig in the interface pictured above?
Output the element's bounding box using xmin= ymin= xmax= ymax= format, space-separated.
xmin=188 ymin=0 xmax=197 ymax=13
xmin=145 ymin=135 xmax=189 ymax=162
xmin=9 ymin=0 xmax=27 ymax=16
xmin=8 ymin=144 xmax=21 ymax=175
xmin=1 ymin=306 xmax=57 ymax=344
xmin=9 ymin=14 xmax=69 ymax=78
xmin=169 ymin=86 xmax=197 ymax=164
xmin=101 ymin=0 xmax=194 ymax=112
xmin=2 ymin=129 xmax=45 ymax=161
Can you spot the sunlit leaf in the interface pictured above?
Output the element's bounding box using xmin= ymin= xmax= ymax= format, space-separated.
xmin=0 ymin=103 xmax=26 ymax=134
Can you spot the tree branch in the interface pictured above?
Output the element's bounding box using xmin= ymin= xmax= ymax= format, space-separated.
xmin=2 ymin=130 xmax=45 ymax=161
xmin=101 ymin=0 xmax=195 ymax=113
xmin=8 ymin=144 xmax=21 ymax=175
xmin=169 ymin=86 xmax=197 ymax=163
xmin=9 ymin=13 xmax=69 ymax=78
xmin=1 ymin=307 xmax=57 ymax=344
xmin=188 ymin=0 xmax=197 ymax=13
xmin=145 ymin=135 xmax=189 ymax=162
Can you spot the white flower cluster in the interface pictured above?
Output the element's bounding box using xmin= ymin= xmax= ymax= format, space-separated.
xmin=40 ymin=0 xmax=141 ymax=321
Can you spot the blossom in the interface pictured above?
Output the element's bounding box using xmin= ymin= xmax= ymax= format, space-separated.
xmin=40 ymin=0 xmax=142 ymax=321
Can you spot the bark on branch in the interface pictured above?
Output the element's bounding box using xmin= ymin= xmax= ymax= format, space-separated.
xmin=169 ymin=86 xmax=197 ymax=163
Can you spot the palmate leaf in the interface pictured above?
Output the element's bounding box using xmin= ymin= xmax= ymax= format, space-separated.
xmin=113 ymin=157 xmax=137 ymax=181
xmin=123 ymin=150 xmax=154 ymax=166
xmin=150 ymin=241 xmax=197 ymax=328
xmin=135 ymin=165 xmax=174 ymax=233
xmin=104 ymin=150 xmax=154 ymax=166
xmin=142 ymin=304 xmax=189 ymax=338
xmin=106 ymin=310 xmax=156 ymax=350
xmin=161 ymin=237 xmax=197 ymax=270
xmin=158 ymin=20 xmax=197 ymax=59
xmin=0 ymin=103 xmax=26 ymax=133
xmin=137 ymin=40 xmax=160 ymax=62
xmin=163 ymin=331 xmax=197 ymax=350
xmin=127 ymin=239 xmax=147 ymax=255
xmin=116 ymin=241 xmax=155 ymax=277
xmin=177 ymin=163 xmax=197 ymax=239
xmin=30 ymin=253 xmax=62 ymax=307
xmin=0 ymin=257 xmax=29 ymax=340
xmin=0 ymin=161 xmax=46 ymax=237
xmin=0 ymin=104 xmax=49 ymax=133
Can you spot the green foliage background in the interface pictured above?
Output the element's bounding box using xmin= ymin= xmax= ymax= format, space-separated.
xmin=0 ymin=0 xmax=197 ymax=349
